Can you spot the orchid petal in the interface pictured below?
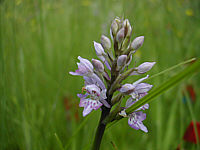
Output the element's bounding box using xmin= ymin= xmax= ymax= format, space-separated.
xmin=85 ymin=84 xmax=101 ymax=96
xmin=135 ymin=83 xmax=153 ymax=94
xmin=119 ymin=84 xmax=135 ymax=94
xmin=93 ymin=41 xmax=106 ymax=56
xmin=99 ymin=99 xmax=110 ymax=108
xmin=79 ymin=98 xmax=102 ymax=117
xmin=128 ymin=111 xmax=148 ymax=132
xmin=132 ymin=75 xmax=149 ymax=86
xmin=91 ymin=73 xmax=106 ymax=90
xmin=78 ymin=56 xmax=93 ymax=71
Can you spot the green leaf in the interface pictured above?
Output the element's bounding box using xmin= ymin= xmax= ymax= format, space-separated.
xmin=106 ymin=58 xmax=200 ymax=127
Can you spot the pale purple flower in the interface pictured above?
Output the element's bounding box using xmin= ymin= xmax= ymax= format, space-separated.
xmin=119 ymin=101 xmax=148 ymax=132
xmin=69 ymin=57 xmax=106 ymax=89
xmin=130 ymin=83 xmax=153 ymax=99
xmin=128 ymin=111 xmax=148 ymax=132
xmin=69 ymin=56 xmax=93 ymax=76
xmin=93 ymin=41 xmax=111 ymax=70
xmin=79 ymin=98 xmax=102 ymax=117
xmin=78 ymin=84 xmax=110 ymax=116
xmin=130 ymin=62 xmax=156 ymax=75
xmin=119 ymin=75 xmax=150 ymax=96
xmin=119 ymin=96 xmax=148 ymax=132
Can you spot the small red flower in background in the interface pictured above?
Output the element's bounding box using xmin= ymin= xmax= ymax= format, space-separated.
xmin=183 ymin=121 xmax=200 ymax=144
xmin=186 ymin=85 xmax=196 ymax=102
xmin=182 ymin=84 xmax=196 ymax=104
xmin=64 ymin=96 xmax=79 ymax=121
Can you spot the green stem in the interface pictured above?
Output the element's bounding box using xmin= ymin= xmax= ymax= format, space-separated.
xmin=91 ymin=106 xmax=111 ymax=150
xmin=92 ymin=52 xmax=118 ymax=150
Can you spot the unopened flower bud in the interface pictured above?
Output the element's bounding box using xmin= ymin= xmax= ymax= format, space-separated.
xmin=116 ymin=28 xmax=125 ymax=43
xmin=111 ymin=20 xmax=118 ymax=37
xmin=93 ymin=41 xmax=106 ymax=56
xmin=92 ymin=59 xmax=104 ymax=73
xmin=101 ymin=35 xmax=111 ymax=50
xmin=130 ymin=36 xmax=144 ymax=50
xmin=117 ymin=55 xmax=127 ymax=70
xmin=123 ymin=19 xmax=132 ymax=37
xmin=136 ymin=62 xmax=156 ymax=74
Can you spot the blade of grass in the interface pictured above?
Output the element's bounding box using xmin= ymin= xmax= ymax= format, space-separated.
xmin=146 ymin=58 xmax=196 ymax=81
xmin=64 ymin=111 xmax=94 ymax=150
xmin=105 ymin=58 xmax=200 ymax=127
xmin=54 ymin=133 xmax=65 ymax=150
xmin=162 ymin=94 xmax=178 ymax=150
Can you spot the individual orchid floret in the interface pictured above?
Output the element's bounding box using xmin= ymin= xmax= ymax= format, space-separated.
xmin=101 ymin=35 xmax=111 ymax=50
xmin=69 ymin=56 xmax=93 ymax=76
xmin=130 ymin=62 xmax=156 ymax=75
xmin=92 ymin=59 xmax=104 ymax=73
xmin=119 ymin=82 xmax=152 ymax=99
xmin=117 ymin=55 xmax=127 ymax=70
xmin=130 ymin=83 xmax=153 ymax=99
xmin=128 ymin=111 xmax=148 ymax=132
xmin=119 ymin=100 xmax=148 ymax=132
xmin=130 ymin=36 xmax=144 ymax=50
xmin=93 ymin=41 xmax=111 ymax=70
xmin=119 ymin=75 xmax=149 ymax=93
xmin=79 ymin=84 xmax=110 ymax=117
xmin=119 ymin=96 xmax=149 ymax=132
xmin=69 ymin=56 xmax=106 ymax=89
xmin=119 ymin=75 xmax=152 ymax=99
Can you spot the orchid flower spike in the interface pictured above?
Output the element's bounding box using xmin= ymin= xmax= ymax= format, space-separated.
xmin=69 ymin=17 xmax=156 ymax=135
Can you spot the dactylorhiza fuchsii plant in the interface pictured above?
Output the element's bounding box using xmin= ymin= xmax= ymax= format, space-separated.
xmin=69 ymin=17 xmax=156 ymax=150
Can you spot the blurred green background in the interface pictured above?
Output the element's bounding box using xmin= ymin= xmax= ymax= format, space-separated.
xmin=1 ymin=0 xmax=200 ymax=149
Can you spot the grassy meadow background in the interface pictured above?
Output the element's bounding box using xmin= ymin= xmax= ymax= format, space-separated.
xmin=1 ymin=0 xmax=200 ymax=149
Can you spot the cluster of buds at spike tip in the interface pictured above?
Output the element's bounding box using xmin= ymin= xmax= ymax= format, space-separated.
xmin=69 ymin=17 xmax=156 ymax=133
